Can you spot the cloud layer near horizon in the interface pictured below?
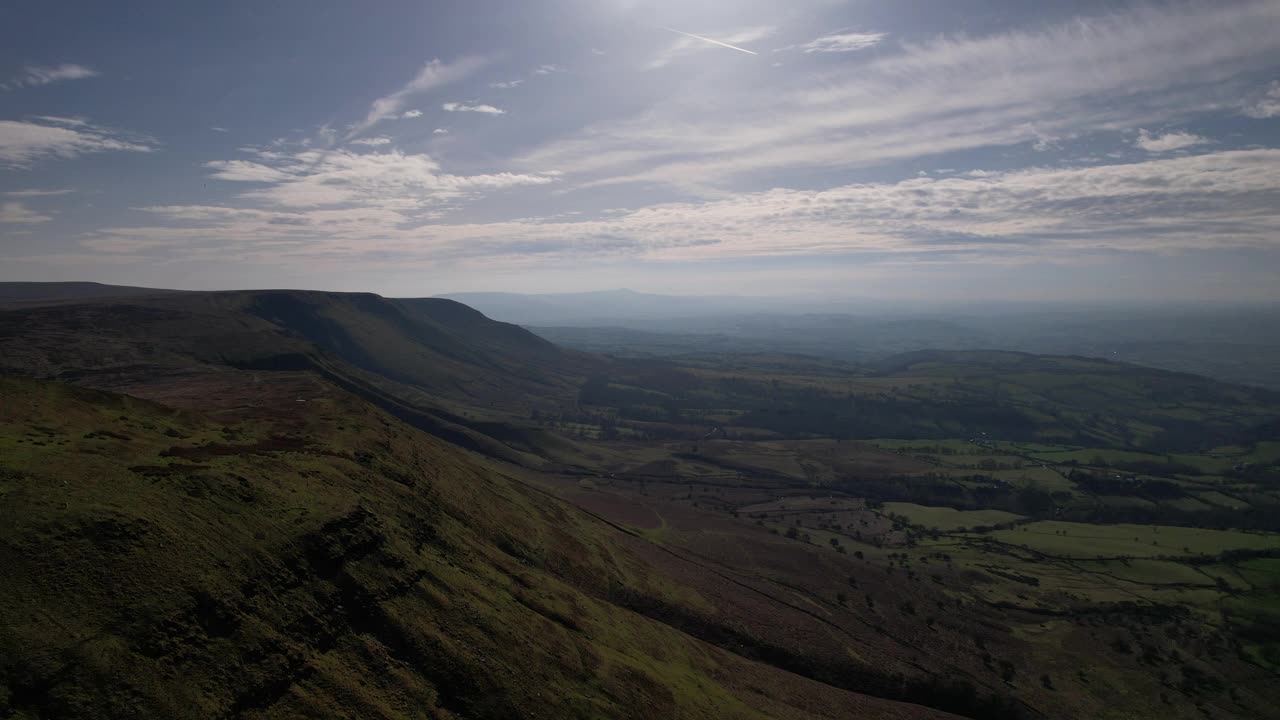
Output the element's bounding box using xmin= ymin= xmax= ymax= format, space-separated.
xmin=82 ymin=150 xmax=1280 ymax=271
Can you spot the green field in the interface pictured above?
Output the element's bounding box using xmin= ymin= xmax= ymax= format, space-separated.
xmin=984 ymin=521 xmax=1280 ymax=558
xmin=884 ymin=502 xmax=1023 ymax=530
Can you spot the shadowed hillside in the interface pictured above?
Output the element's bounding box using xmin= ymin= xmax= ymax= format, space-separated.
xmin=0 ymin=289 xmax=599 ymax=465
xmin=0 ymin=281 xmax=182 ymax=305
xmin=0 ymin=374 xmax=966 ymax=720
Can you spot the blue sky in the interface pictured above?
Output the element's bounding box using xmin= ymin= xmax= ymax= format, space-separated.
xmin=2 ymin=0 xmax=1279 ymax=300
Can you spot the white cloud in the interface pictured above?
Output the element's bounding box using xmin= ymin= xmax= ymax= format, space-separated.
xmin=204 ymin=159 xmax=293 ymax=183
xmin=491 ymin=64 xmax=564 ymax=90
xmin=450 ymin=150 xmax=1280 ymax=261
xmin=349 ymin=56 xmax=489 ymax=136
xmin=797 ymin=31 xmax=887 ymax=53
xmin=350 ymin=136 xmax=393 ymax=146
xmin=80 ymin=150 xmax=1280 ymax=269
xmin=314 ymin=124 xmax=337 ymax=148
xmin=4 ymin=188 xmax=73 ymax=197
xmin=1243 ymin=80 xmax=1280 ymax=118
xmin=526 ymin=1 xmax=1280 ymax=189
xmin=1135 ymin=129 xmax=1209 ymax=152
xmin=210 ymin=126 xmax=229 ymax=133
xmin=442 ymin=102 xmax=505 ymax=115
xmin=0 ymin=118 xmax=152 ymax=168
xmin=433 ymin=128 xmax=449 ymax=135
xmin=32 ymin=116 xmax=90 ymax=127
xmin=203 ymin=147 xmax=555 ymax=210
xmin=75 ymin=146 xmax=561 ymax=259
xmin=0 ymin=201 xmax=53 ymax=223
xmin=400 ymin=109 xmax=423 ymax=119
xmin=3 ymin=64 xmax=98 ymax=90
xmin=1032 ymin=134 xmax=1062 ymax=152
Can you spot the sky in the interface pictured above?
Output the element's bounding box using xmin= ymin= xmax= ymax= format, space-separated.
xmin=1 ymin=0 xmax=1279 ymax=302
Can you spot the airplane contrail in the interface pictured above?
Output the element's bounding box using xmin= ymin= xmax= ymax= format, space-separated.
xmin=659 ymin=26 xmax=758 ymax=55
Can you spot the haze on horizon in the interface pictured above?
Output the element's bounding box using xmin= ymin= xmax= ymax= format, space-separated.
xmin=2 ymin=0 xmax=1280 ymax=302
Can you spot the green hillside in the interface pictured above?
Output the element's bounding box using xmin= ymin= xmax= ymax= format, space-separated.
xmin=0 ymin=290 xmax=598 ymax=466
xmin=0 ymin=375 xmax=962 ymax=720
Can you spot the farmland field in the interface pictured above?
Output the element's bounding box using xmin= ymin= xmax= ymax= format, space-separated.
xmin=982 ymin=522 xmax=1280 ymax=559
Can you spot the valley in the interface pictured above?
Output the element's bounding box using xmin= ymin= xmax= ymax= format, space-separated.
xmin=1 ymin=283 xmax=1278 ymax=719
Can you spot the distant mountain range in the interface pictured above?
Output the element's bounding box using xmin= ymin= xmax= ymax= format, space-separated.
xmin=441 ymin=289 xmax=1280 ymax=389
xmin=436 ymin=289 xmax=902 ymax=325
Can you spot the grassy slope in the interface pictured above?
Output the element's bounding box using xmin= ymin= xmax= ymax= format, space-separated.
xmin=0 ymin=290 xmax=604 ymax=471
xmin=0 ymin=375 xmax=954 ymax=720
xmin=0 ymin=290 xmax=584 ymax=411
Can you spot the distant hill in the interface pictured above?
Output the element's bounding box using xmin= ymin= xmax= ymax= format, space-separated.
xmin=506 ymin=297 xmax=1280 ymax=389
xmin=0 ymin=281 xmax=181 ymax=304
xmin=396 ymin=297 xmax=560 ymax=360
xmin=0 ymin=288 xmax=570 ymax=396
xmin=0 ymin=286 xmax=598 ymax=467
xmin=436 ymin=289 xmax=886 ymax=326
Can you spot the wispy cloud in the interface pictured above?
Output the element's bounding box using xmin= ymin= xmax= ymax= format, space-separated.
xmin=4 ymin=188 xmax=74 ymax=197
xmin=2 ymin=64 xmax=98 ymax=91
xmin=436 ymin=150 xmax=1280 ymax=262
xmin=1243 ymin=80 xmax=1280 ymax=118
xmin=206 ymin=146 xmax=553 ymax=209
xmin=399 ymin=109 xmax=423 ymax=119
xmin=433 ymin=128 xmax=450 ymax=135
xmin=203 ymin=159 xmax=293 ymax=183
xmin=528 ymin=2 xmax=1280 ymax=189
xmin=210 ymin=126 xmax=229 ymax=133
xmin=1135 ymin=129 xmax=1209 ymax=152
xmin=0 ymin=201 xmax=53 ymax=224
xmin=78 ymin=143 xmax=557 ymax=259
xmin=349 ymin=57 xmax=489 ymax=137
xmin=649 ymin=26 xmax=772 ymax=68
xmin=659 ymin=27 xmax=761 ymax=55
xmin=795 ymin=31 xmax=887 ymax=53
xmin=350 ymin=136 xmax=393 ymax=146
xmin=0 ymin=117 xmax=153 ymax=168
xmin=442 ymin=102 xmax=505 ymax=115
xmin=81 ymin=150 xmax=1280 ymax=269
xmin=491 ymin=64 xmax=565 ymax=90
xmin=32 ymin=116 xmax=90 ymax=128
